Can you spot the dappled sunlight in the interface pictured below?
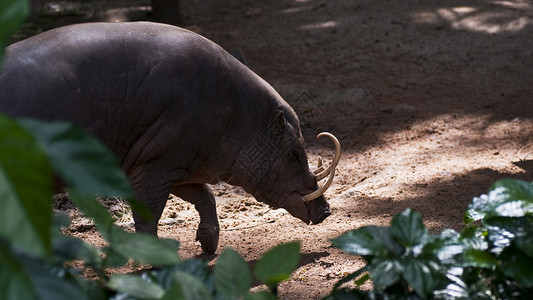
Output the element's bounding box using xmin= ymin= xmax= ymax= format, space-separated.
xmin=411 ymin=1 xmax=533 ymax=34
xmin=334 ymin=113 xmax=533 ymax=206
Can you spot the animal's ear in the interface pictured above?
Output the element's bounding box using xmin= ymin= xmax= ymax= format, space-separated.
xmin=270 ymin=110 xmax=287 ymax=138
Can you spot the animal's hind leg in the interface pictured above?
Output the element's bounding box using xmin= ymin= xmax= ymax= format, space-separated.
xmin=172 ymin=184 xmax=219 ymax=254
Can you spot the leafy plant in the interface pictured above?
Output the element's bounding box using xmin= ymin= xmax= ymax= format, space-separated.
xmin=0 ymin=0 xmax=28 ymax=60
xmin=327 ymin=179 xmax=533 ymax=299
xmin=0 ymin=114 xmax=302 ymax=300
xmin=0 ymin=100 xmax=301 ymax=300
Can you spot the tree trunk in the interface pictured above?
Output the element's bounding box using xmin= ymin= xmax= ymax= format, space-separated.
xmin=151 ymin=0 xmax=180 ymax=25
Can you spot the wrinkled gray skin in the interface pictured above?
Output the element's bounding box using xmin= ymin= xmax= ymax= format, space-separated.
xmin=0 ymin=22 xmax=331 ymax=254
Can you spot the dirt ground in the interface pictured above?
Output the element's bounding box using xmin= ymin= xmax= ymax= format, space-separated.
xmin=19 ymin=0 xmax=533 ymax=298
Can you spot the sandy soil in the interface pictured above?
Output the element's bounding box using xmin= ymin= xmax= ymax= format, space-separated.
xmin=20 ymin=0 xmax=533 ymax=298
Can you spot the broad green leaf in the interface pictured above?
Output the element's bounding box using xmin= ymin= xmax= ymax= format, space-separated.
xmin=492 ymin=179 xmax=533 ymax=203
xmin=51 ymin=235 xmax=103 ymax=271
xmin=462 ymin=248 xmax=497 ymax=268
xmin=109 ymin=227 xmax=181 ymax=266
xmin=0 ymin=0 xmax=28 ymax=61
xmin=254 ymin=241 xmax=301 ymax=286
xmin=486 ymin=216 xmax=533 ymax=241
xmin=68 ymin=190 xmax=115 ymax=237
xmin=72 ymin=277 xmax=107 ymax=300
xmin=322 ymin=288 xmax=369 ymax=300
xmin=19 ymin=119 xmax=135 ymax=200
xmin=214 ymin=248 xmax=251 ymax=296
xmin=165 ymin=270 xmax=212 ymax=300
xmin=332 ymin=226 xmax=403 ymax=257
xmin=390 ymin=208 xmax=429 ymax=248
xmin=402 ymin=258 xmax=445 ymax=299
xmin=465 ymin=180 xmax=533 ymax=223
xmin=368 ymin=257 xmax=402 ymax=290
xmin=0 ymin=114 xmax=53 ymax=255
xmin=423 ymin=229 xmax=463 ymax=264
xmin=243 ymin=291 xmax=278 ymax=300
xmin=500 ymin=245 xmax=533 ymax=288
xmin=0 ymin=239 xmax=35 ymax=300
xmin=17 ymin=252 xmax=90 ymax=300
xmin=155 ymin=259 xmax=213 ymax=291
xmin=102 ymin=247 xmax=129 ymax=268
xmin=161 ymin=285 xmax=184 ymax=300
xmin=108 ymin=274 xmax=165 ymax=299
xmin=515 ymin=235 xmax=533 ymax=258
xmin=434 ymin=268 xmax=469 ymax=299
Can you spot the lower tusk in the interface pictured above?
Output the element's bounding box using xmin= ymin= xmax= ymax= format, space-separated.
xmin=303 ymin=132 xmax=341 ymax=202
xmin=313 ymin=158 xmax=327 ymax=178
xmin=314 ymin=155 xmax=334 ymax=181
xmin=313 ymin=158 xmax=324 ymax=174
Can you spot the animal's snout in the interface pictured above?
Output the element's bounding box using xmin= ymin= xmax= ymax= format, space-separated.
xmin=311 ymin=207 xmax=331 ymax=225
xmin=308 ymin=195 xmax=331 ymax=225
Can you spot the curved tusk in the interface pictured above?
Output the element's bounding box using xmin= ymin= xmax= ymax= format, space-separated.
xmin=303 ymin=132 xmax=341 ymax=202
xmin=313 ymin=157 xmax=326 ymax=176
xmin=314 ymin=155 xmax=333 ymax=181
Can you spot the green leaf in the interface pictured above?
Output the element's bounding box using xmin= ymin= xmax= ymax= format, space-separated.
xmin=214 ymin=248 xmax=251 ymax=296
xmin=17 ymin=252 xmax=90 ymax=300
xmin=243 ymin=291 xmax=278 ymax=300
xmin=402 ymin=258 xmax=444 ymax=299
xmin=462 ymin=248 xmax=497 ymax=268
xmin=515 ymin=235 xmax=533 ymax=258
xmin=368 ymin=257 xmax=402 ymax=290
xmin=108 ymin=274 xmax=165 ymax=299
xmin=390 ymin=208 xmax=429 ymax=248
xmin=109 ymin=227 xmax=181 ymax=266
xmin=423 ymin=229 xmax=463 ymax=264
xmin=68 ymin=190 xmax=115 ymax=237
xmin=323 ymin=288 xmax=370 ymax=300
xmin=493 ymin=179 xmax=533 ymax=203
xmin=0 ymin=0 xmax=28 ymax=61
xmin=154 ymin=259 xmax=213 ymax=291
xmin=332 ymin=226 xmax=403 ymax=258
xmin=0 ymin=239 xmax=35 ymax=300
xmin=102 ymin=247 xmax=129 ymax=268
xmin=51 ymin=235 xmax=103 ymax=270
xmin=19 ymin=119 xmax=135 ymax=200
xmin=0 ymin=114 xmax=53 ymax=256
xmin=465 ymin=180 xmax=533 ymax=223
xmin=254 ymin=241 xmax=301 ymax=286
xmin=500 ymin=245 xmax=533 ymax=288
xmin=164 ymin=270 xmax=212 ymax=300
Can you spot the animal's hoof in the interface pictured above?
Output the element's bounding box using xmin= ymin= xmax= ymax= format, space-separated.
xmin=196 ymin=223 xmax=219 ymax=254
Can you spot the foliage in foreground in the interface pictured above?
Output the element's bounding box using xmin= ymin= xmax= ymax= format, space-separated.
xmin=0 ymin=114 xmax=301 ymax=299
xmin=3 ymin=2 xmax=533 ymax=299
xmin=327 ymin=179 xmax=533 ymax=299
xmin=3 ymin=112 xmax=531 ymax=300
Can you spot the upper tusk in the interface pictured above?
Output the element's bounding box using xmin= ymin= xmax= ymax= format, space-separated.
xmin=303 ymin=132 xmax=341 ymax=202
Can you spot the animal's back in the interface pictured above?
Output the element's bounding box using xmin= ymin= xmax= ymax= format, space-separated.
xmin=0 ymin=22 xmax=243 ymax=167
xmin=0 ymin=22 xmax=218 ymax=120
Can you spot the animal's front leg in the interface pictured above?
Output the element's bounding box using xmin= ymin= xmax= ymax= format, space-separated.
xmin=172 ymin=184 xmax=219 ymax=254
xmin=131 ymin=180 xmax=173 ymax=236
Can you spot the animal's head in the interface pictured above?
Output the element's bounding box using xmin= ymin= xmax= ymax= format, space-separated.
xmin=230 ymin=109 xmax=341 ymax=225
